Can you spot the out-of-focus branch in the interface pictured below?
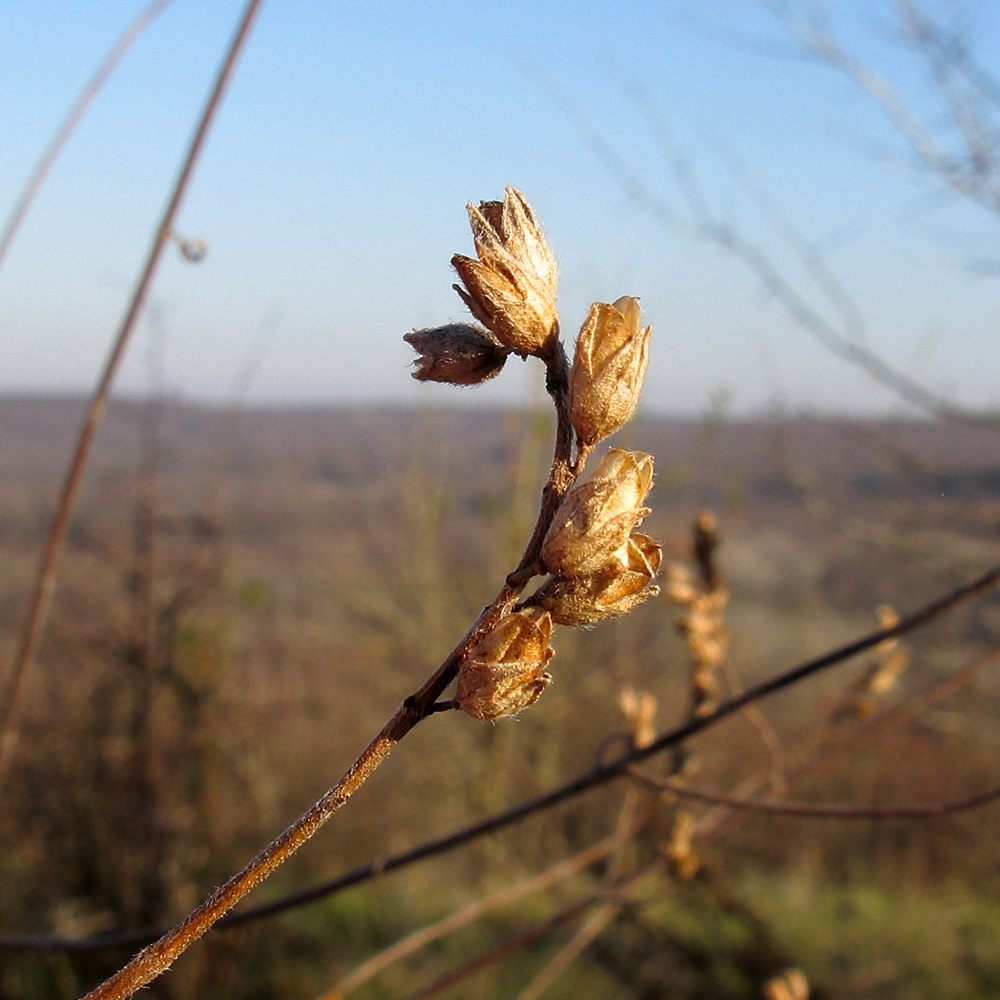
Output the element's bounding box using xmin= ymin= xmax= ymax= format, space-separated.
xmin=0 ymin=0 xmax=176 ymax=274
xmin=532 ymin=58 xmax=1000 ymax=429
xmin=766 ymin=0 xmax=1000 ymax=213
xmin=628 ymin=767 xmax=1000 ymax=819
xmin=397 ymin=896 xmax=604 ymax=1000
xmin=0 ymin=0 xmax=264 ymax=790
xmin=322 ymin=838 xmax=615 ymax=1000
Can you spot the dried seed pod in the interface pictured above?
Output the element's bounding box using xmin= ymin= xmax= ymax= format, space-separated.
xmin=403 ymin=324 xmax=509 ymax=385
xmin=456 ymin=608 xmax=554 ymax=720
xmin=664 ymin=810 xmax=700 ymax=879
xmin=451 ymin=187 xmax=559 ymax=359
xmin=763 ymin=968 xmax=810 ymax=1000
xmin=536 ymin=533 xmax=662 ymax=626
xmin=542 ymin=449 xmax=654 ymax=577
xmin=618 ymin=686 xmax=658 ymax=749
xmin=570 ymin=296 xmax=651 ymax=448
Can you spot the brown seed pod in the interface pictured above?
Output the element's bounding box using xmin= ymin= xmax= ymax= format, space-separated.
xmin=403 ymin=324 xmax=509 ymax=385
xmin=542 ymin=449 xmax=654 ymax=577
xmin=456 ymin=608 xmax=555 ymax=720
xmin=536 ymin=533 xmax=662 ymax=626
xmin=569 ymin=296 xmax=651 ymax=448
xmin=451 ymin=187 xmax=559 ymax=359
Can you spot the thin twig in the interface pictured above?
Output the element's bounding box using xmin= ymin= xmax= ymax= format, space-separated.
xmin=0 ymin=0 xmax=176 ymax=273
xmin=514 ymin=902 xmax=620 ymax=1000
xmin=513 ymin=789 xmax=637 ymax=1000
xmin=79 ymin=344 xmax=575 ymax=1000
xmin=694 ymin=644 xmax=1000 ymax=842
xmin=0 ymin=0 xmax=265 ymax=786
xmin=398 ymin=896 xmax=600 ymax=1000
xmin=323 ymin=838 xmax=614 ymax=1000
xmin=628 ymin=767 xmax=1000 ymax=820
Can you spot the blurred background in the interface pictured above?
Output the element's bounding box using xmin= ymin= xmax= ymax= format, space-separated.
xmin=1 ymin=2 xmax=1000 ymax=998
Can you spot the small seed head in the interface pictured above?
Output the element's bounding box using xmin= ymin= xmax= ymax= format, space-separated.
xmin=403 ymin=324 xmax=509 ymax=385
xmin=542 ymin=449 xmax=654 ymax=577
xmin=618 ymin=686 xmax=658 ymax=749
xmin=536 ymin=533 xmax=662 ymax=626
xmin=456 ymin=608 xmax=554 ymax=720
xmin=451 ymin=187 xmax=559 ymax=359
xmin=570 ymin=296 xmax=651 ymax=448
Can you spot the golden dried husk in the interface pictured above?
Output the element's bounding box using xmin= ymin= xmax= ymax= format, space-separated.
xmin=451 ymin=187 xmax=559 ymax=359
xmin=537 ymin=533 xmax=662 ymax=626
xmin=542 ymin=449 xmax=654 ymax=577
xmin=456 ymin=608 xmax=555 ymax=720
xmin=569 ymin=296 xmax=651 ymax=448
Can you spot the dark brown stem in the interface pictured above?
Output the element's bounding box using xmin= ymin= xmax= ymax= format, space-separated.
xmin=0 ymin=0 xmax=264 ymax=787
xmin=79 ymin=311 xmax=578 ymax=1000
xmin=628 ymin=767 xmax=1000 ymax=820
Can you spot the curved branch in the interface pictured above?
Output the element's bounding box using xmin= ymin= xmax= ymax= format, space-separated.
xmin=0 ymin=0 xmax=261 ymax=785
xmin=628 ymin=767 xmax=1000 ymax=820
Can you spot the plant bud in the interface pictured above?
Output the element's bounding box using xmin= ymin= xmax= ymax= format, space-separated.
xmin=542 ymin=449 xmax=654 ymax=577
xmin=536 ymin=533 xmax=661 ymax=626
xmin=456 ymin=608 xmax=554 ymax=720
xmin=451 ymin=187 xmax=559 ymax=359
xmin=570 ymin=296 xmax=651 ymax=448
xmin=403 ymin=324 xmax=509 ymax=385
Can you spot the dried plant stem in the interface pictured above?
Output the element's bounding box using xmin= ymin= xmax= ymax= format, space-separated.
xmin=325 ymin=837 xmax=614 ymax=999
xmin=515 ymin=901 xmax=620 ymax=1000
xmin=627 ymin=767 xmax=1000 ymax=820
xmin=403 ymin=863 xmax=654 ymax=1000
xmin=0 ymin=0 xmax=176 ymax=273
xmin=0 ymin=0 xmax=265 ymax=787
xmin=80 ymin=347 xmax=574 ymax=1000
xmin=695 ymin=643 xmax=1000 ymax=843
xmin=399 ymin=897 xmax=600 ymax=1000
xmin=514 ymin=788 xmax=637 ymax=1000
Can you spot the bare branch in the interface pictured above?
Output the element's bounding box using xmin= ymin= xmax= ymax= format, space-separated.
xmin=629 ymin=767 xmax=1000 ymax=820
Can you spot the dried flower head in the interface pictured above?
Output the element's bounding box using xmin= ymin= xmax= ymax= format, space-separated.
xmin=570 ymin=296 xmax=651 ymax=448
xmin=763 ymin=968 xmax=810 ymax=1000
xmin=536 ymin=533 xmax=661 ymax=626
xmin=542 ymin=449 xmax=654 ymax=577
xmin=456 ymin=608 xmax=554 ymax=720
xmin=403 ymin=324 xmax=509 ymax=385
xmin=451 ymin=187 xmax=559 ymax=359
xmin=664 ymin=809 xmax=700 ymax=879
xmin=618 ymin=686 xmax=658 ymax=749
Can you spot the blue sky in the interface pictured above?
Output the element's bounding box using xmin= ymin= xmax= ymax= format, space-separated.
xmin=0 ymin=1 xmax=998 ymax=415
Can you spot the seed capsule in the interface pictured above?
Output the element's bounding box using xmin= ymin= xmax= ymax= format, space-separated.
xmin=451 ymin=187 xmax=559 ymax=359
xmin=536 ymin=533 xmax=662 ymax=626
xmin=403 ymin=324 xmax=509 ymax=385
xmin=456 ymin=608 xmax=555 ymax=720
xmin=542 ymin=449 xmax=654 ymax=577
xmin=570 ymin=296 xmax=651 ymax=448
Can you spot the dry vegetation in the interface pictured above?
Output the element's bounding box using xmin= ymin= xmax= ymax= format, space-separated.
xmin=1 ymin=395 xmax=999 ymax=998
xmin=2 ymin=3 xmax=1000 ymax=997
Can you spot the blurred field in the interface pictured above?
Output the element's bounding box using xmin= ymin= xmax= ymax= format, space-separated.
xmin=1 ymin=395 xmax=999 ymax=999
